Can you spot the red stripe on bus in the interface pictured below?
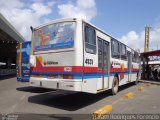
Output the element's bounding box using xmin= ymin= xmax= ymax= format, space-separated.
xmin=31 ymin=66 xmax=139 ymax=73
xmin=31 ymin=66 xmax=97 ymax=73
xmin=31 ymin=58 xmax=139 ymax=73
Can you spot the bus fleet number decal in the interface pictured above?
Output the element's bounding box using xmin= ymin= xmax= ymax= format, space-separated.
xmin=85 ymin=59 xmax=93 ymax=65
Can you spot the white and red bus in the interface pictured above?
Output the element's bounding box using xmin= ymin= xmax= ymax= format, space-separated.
xmin=29 ymin=18 xmax=140 ymax=94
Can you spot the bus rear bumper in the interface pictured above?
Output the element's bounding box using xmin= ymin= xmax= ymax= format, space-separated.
xmin=30 ymin=77 xmax=82 ymax=92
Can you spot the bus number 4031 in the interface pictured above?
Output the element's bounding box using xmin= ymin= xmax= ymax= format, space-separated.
xmin=85 ymin=59 xmax=93 ymax=65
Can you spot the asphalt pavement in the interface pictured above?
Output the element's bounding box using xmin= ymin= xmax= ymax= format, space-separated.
xmin=0 ymin=77 xmax=160 ymax=120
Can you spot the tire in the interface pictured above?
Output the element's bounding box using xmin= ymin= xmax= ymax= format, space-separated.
xmin=112 ymin=77 xmax=119 ymax=95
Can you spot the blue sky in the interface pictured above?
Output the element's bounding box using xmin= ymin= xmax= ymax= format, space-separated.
xmin=93 ymin=0 xmax=160 ymax=38
xmin=0 ymin=0 xmax=160 ymax=51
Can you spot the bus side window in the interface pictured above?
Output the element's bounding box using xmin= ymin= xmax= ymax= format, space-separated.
xmin=85 ymin=25 xmax=96 ymax=54
xmin=120 ymin=44 xmax=127 ymax=60
xmin=132 ymin=51 xmax=139 ymax=63
xmin=132 ymin=51 xmax=136 ymax=63
xmin=137 ymin=53 xmax=140 ymax=63
xmin=135 ymin=52 xmax=139 ymax=63
xmin=111 ymin=39 xmax=120 ymax=59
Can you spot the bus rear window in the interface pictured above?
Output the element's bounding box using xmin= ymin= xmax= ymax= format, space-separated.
xmin=34 ymin=22 xmax=75 ymax=51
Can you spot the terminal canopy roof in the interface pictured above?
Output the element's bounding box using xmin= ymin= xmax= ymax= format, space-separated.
xmin=141 ymin=50 xmax=160 ymax=56
xmin=0 ymin=13 xmax=24 ymax=43
xmin=141 ymin=50 xmax=160 ymax=65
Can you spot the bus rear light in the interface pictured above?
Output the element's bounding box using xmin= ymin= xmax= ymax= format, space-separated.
xmin=32 ymin=74 xmax=74 ymax=79
xmin=31 ymin=74 xmax=44 ymax=78
xmin=48 ymin=75 xmax=57 ymax=79
xmin=58 ymin=75 xmax=63 ymax=79
xmin=63 ymin=75 xmax=74 ymax=79
xmin=48 ymin=74 xmax=74 ymax=79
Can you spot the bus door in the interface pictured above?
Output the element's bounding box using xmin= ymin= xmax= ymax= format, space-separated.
xmin=127 ymin=51 xmax=132 ymax=82
xmin=97 ymin=37 xmax=109 ymax=90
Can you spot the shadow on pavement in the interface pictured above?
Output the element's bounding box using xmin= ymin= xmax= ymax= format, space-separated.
xmin=16 ymin=86 xmax=55 ymax=93
xmin=28 ymin=91 xmax=112 ymax=111
xmin=28 ymin=82 xmax=135 ymax=111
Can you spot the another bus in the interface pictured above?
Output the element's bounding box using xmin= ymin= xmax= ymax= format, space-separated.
xmin=29 ymin=18 xmax=140 ymax=94
xmin=17 ymin=41 xmax=31 ymax=82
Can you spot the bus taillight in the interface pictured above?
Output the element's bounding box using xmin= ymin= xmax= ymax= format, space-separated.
xmin=63 ymin=75 xmax=74 ymax=79
xmin=48 ymin=74 xmax=74 ymax=79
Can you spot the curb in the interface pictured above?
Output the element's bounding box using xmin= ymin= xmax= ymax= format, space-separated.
xmin=139 ymin=80 xmax=160 ymax=85
xmin=93 ymin=105 xmax=112 ymax=116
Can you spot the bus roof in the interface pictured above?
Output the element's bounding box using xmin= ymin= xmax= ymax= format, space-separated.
xmin=33 ymin=18 xmax=77 ymax=30
xmin=32 ymin=17 xmax=139 ymax=53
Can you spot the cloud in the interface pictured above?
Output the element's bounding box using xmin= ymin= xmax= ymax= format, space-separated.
xmin=58 ymin=0 xmax=97 ymax=21
xmin=47 ymin=1 xmax=56 ymax=7
xmin=0 ymin=0 xmax=24 ymax=9
xmin=0 ymin=0 xmax=97 ymax=40
xmin=31 ymin=3 xmax=52 ymax=16
xmin=0 ymin=0 xmax=55 ymax=41
xmin=150 ymin=27 xmax=160 ymax=50
xmin=119 ymin=31 xmax=144 ymax=52
xmin=119 ymin=22 xmax=160 ymax=52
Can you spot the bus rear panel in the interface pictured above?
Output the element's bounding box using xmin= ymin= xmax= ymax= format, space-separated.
xmin=30 ymin=19 xmax=84 ymax=92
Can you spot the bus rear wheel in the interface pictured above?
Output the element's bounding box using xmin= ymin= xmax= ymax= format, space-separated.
xmin=112 ymin=77 xmax=119 ymax=95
